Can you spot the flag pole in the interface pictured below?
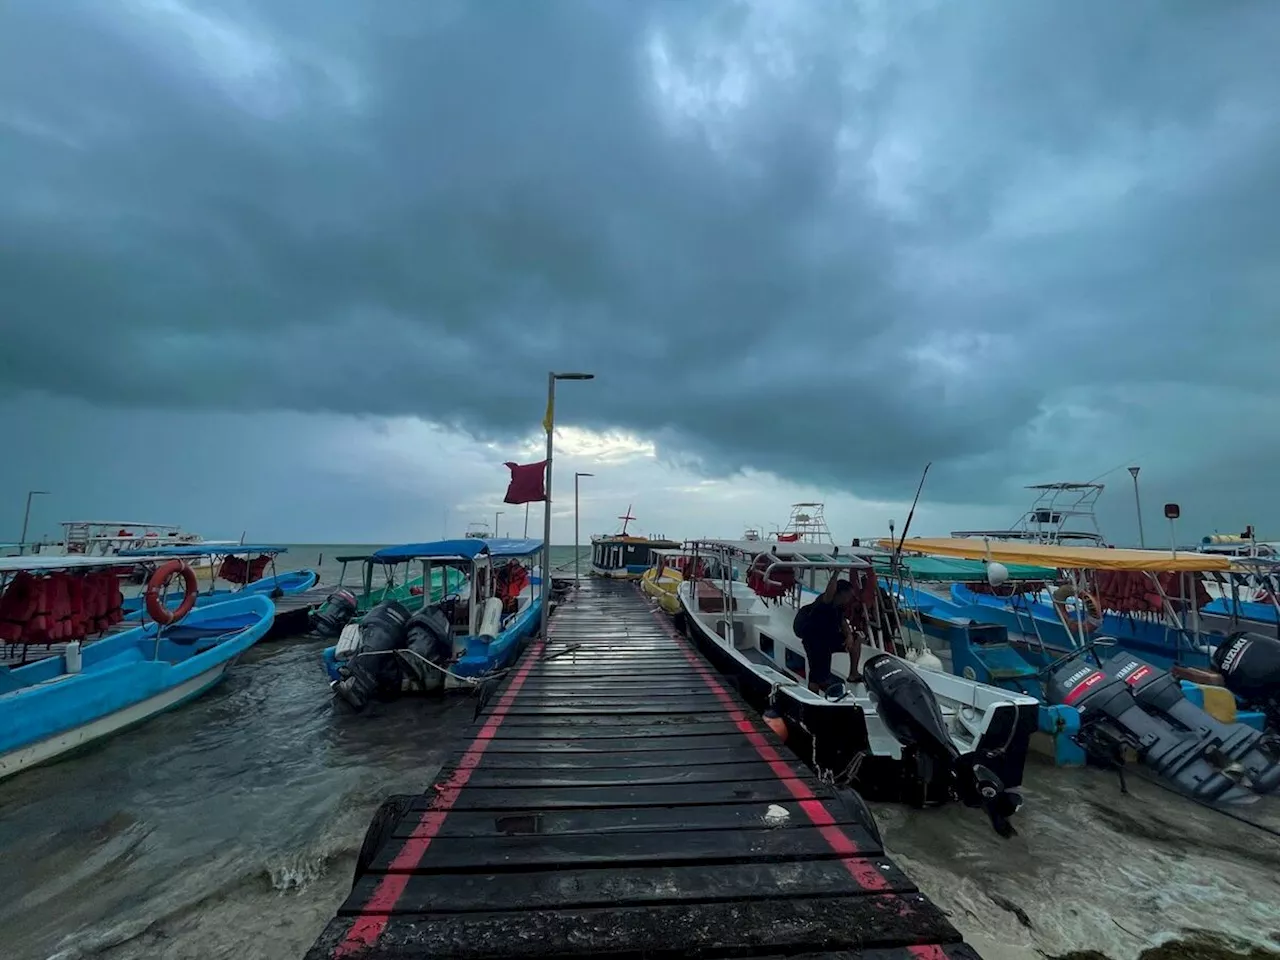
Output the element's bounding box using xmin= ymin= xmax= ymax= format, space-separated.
xmin=542 ymin=372 xmax=555 ymax=638
xmin=541 ymin=371 xmax=594 ymax=638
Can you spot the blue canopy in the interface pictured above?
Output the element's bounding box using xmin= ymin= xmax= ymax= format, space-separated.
xmin=118 ymin=544 xmax=287 ymax=557
xmin=486 ymin=538 xmax=544 ymax=558
xmin=371 ymin=540 xmax=488 ymax=563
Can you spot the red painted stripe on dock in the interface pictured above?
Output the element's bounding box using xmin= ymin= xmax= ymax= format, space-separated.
xmin=332 ymin=639 xmax=546 ymax=959
xmin=651 ymin=602 xmax=945 ymax=958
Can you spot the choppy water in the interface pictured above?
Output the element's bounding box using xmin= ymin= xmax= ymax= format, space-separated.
xmin=2 ymin=545 xmax=1279 ymax=960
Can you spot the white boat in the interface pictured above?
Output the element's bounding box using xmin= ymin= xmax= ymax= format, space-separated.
xmin=676 ymin=538 xmax=1039 ymax=833
xmin=46 ymin=521 xmax=231 ymax=572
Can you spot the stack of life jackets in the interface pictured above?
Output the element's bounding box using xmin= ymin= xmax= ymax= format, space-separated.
xmin=217 ymin=554 xmax=272 ymax=585
xmin=0 ymin=572 xmax=125 ymax=646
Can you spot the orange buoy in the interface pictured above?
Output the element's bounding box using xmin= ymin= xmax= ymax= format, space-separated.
xmin=145 ymin=560 xmax=198 ymax=625
xmin=763 ymin=709 xmax=788 ymax=743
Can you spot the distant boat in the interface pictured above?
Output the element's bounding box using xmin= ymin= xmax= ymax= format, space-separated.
xmin=115 ymin=544 xmax=317 ymax=620
xmin=590 ymin=506 xmax=680 ymax=579
xmin=0 ymin=553 xmax=274 ymax=781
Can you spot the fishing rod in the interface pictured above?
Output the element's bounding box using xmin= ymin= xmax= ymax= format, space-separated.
xmin=892 ymin=461 xmax=932 ymax=564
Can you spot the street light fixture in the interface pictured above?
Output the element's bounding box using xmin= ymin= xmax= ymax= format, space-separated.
xmin=1127 ymin=466 xmax=1145 ymax=548
xmin=542 ymin=372 xmax=595 ymax=638
xmin=19 ymin=490 xmax=50 ymax=555
xmin=575 ymin=472 xmax=594 ymax=590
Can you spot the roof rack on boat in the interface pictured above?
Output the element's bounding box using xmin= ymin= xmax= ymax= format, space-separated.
xmin=688 ymin=539 xmax=875 ymax=569
xmin=117 ymin=544 xmax=288 ymax=558
xmin=0 ymin=555 xmax=150 ymax=574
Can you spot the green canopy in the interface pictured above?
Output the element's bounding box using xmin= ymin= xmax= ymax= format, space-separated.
xmin=871 ymin=554 xmax=1055 ymax=582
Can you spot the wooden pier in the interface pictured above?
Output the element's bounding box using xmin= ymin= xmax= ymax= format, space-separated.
xmin=305 ymin=578 xmax=979 ymax=960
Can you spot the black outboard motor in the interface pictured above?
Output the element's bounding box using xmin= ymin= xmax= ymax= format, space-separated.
xmin=311 ymin=589 xmax=358 ymax=637
xmin=400 ymin=604 xmax=455 ymax=694
xmin=332 ymin=600 xmax=411 ymax=712
xmin=863 ymin=653 xmax=1022 ymax=837
xmin=1213 ymin=632 xmax=1280 ymax=731
xmin=1046 ymin=659 xmax=1254 ymax=803
xmin=1102 ymin=651 xmax=1280 ymax=795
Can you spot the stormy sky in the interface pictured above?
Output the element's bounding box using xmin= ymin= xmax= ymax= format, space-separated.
xmin=2 ymin=0 xmax=1278 ymax=545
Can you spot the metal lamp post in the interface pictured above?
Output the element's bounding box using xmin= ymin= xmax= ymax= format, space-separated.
xmin=1128 ymin=466 xmax=1146 ymax=548
xmin=542 ymin=372 xmax=594 ymax=638
xmin=19 ymin=490 xmax=49 ymax=554
xmin=575 ymin=472 xmax=594 ymax=590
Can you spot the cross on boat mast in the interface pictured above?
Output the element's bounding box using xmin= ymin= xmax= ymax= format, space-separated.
xmin=618 ymin=505 xmax=636 ymax=536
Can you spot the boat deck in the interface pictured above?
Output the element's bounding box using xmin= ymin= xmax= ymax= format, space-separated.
xmin=304 ymin=578 xmax=978 ymax=960
xmin=268 ymin=585 xmax=331 ymax=638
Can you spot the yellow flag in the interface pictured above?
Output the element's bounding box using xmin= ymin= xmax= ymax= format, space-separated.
xmin=542 ymin=393 xmax=554 ymax=434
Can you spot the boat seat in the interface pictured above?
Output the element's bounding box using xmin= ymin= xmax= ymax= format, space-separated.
xmin=696 ymin=581 xmax=737 ymax=613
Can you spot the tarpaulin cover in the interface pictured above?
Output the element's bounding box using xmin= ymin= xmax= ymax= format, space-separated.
xmin=878 ymin=538 xmax=1231 ymax=573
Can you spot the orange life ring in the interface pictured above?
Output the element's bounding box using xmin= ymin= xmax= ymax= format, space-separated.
xmin=1052 ymin=585 xmax=1103 ymax=633
xmin=145 ymin=560 xmax=198 ymax=625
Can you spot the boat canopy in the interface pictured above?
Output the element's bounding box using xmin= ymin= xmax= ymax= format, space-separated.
xmin=872 ymin=554 xmax=1056 ymax=582
xmin=878 ymin=538 xmax=1231 ymax=573
xmin=373 ymin=538 xmax=546 ymax=564
xmin=118 ymin=544 xmax=287 ymax=558
xmin=372 ymin=540 xmax=488 ymax=563
xmin=697 ymin=538 xmax=876 ymax=561
xmin=485 ymin=538 xmax=544 ymax=558
xmin=0 ymin=555 xmax=145 ymax=573
xmin=693 ymin=539 xmax=876 ymax=569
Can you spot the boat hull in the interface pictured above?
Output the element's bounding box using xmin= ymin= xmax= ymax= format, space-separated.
xmin=0 ymin=595 xmax=272 ymax=781
xmin=640 ymin=570 xmax=682 ymax=614
xmin=0 ymin=660 xmax=231 ymax=781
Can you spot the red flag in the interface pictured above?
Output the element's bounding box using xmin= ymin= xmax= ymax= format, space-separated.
xmin=503 ymin=460 xmax=547 ymax=504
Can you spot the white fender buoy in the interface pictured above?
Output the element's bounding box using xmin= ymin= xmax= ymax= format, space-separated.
xmin=477 ymin=596 xmax=504 ymax=639
xmin=986 ymin=561 xmax=1009 ymax=588
xmin=913 ymin=647 xmax=944 ymax=673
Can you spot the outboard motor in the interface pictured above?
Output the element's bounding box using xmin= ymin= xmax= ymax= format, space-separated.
xmin=332 ymin=600 xmax=411 ymax=712
xmin=1102 ymin=651 xmax=1280 ymax=794
xmin=311 ymin=589 xmax=358 ymax=637
xmin=863 ymin=653 xmax=1022 ymax=837
xmin=1046 ymin=659 xmax=1255 ymax=804
xmin=1213 ymin=632 xmax=1280 ymax=731
xmin=400 ymin=604 xmax=455 ymax=694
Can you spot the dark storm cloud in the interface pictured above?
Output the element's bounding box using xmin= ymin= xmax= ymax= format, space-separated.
xmin=3 ymin=0 xmax=1279 ymax=518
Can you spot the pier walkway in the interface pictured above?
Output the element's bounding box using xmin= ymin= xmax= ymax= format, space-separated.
xmin=305 ymin=578 xmax=978 ymax=960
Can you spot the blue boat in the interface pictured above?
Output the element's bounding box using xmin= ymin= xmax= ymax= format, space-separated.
xmin=323 ymin=538 xmax=544 ymax=708
xmin=0 ymin=590 xmax=274 ymax=781
xmin=880 ymin=538 xmax=1273 ymax=765
xmin=116 ymin=544 xmax=318 ymax=620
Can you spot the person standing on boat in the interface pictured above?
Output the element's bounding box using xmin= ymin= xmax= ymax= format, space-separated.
xmin=793 ymin=574 xmax=859 ymax=694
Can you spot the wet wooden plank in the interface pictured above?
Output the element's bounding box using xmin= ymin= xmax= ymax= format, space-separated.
xmin=313 ymin=894 xmax=960 ymax=958
xmin=456 ymin=761 xmax=799 ymax=789
xmin=445 ymin=745 xmax=786 ymax=769
xmin=408 ymin=779 xmax=828 ymax=811
xmin=408 ymin=800 xmax=873 ymax=839
xmin=372 ymin=823 xmax=886 ymax=873
xmin=345 ymin=856 xmax=913 ymax=914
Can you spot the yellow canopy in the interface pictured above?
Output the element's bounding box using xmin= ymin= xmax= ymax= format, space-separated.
xmin=877 ymin=538 xmax=1231 ymax=573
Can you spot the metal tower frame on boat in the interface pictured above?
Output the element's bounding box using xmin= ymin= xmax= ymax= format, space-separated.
xmin=768 ymin=503 xmax=834 ymax=544
xmin=952 ymin=482 xmax=1108 ymax=546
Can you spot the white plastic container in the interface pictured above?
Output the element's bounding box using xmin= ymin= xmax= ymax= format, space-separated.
xmin=64 ymin=640 xmax=82 ymax=674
